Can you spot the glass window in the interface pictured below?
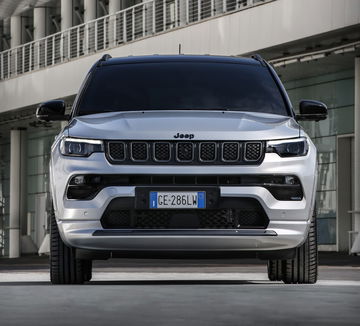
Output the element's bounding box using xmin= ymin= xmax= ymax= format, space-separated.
xmin=317 ymin=217 xmax=336 ymax=245
xmin=316 ymin=190 xmax=336 ymax=218
xmin=315 ymin=106 xmax=354 ymax=137
xmin=77 ymin=62 xmax=289 ymax=116
xmin=317 ymin=163 xmax=336 ymax=191
xmin=313 ymin=136 xmax=336 ymax=164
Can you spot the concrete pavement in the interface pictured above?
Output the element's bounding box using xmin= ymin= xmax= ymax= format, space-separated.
xmin=0 ymin=253 xmax=359 ymax=325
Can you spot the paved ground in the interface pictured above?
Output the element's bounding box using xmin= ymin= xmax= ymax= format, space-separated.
xmin=0 ymin=253 xmax=359 ymax=326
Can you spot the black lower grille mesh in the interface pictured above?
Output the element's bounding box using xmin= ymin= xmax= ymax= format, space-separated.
xmin=101 ymin=208 xmax=268 ymax=229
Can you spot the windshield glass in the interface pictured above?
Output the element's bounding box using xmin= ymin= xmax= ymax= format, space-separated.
xmin=77 ymin=62 xmax=289 ymax=116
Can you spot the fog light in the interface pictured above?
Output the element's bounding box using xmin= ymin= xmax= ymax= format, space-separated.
xmin=74 ymin=175 xmax=86 ymax=185
xmin=285 ymin=176 xmax=296 ymax=185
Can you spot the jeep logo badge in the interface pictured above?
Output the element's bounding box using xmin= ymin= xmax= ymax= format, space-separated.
xmin=173 ymin=133 xmax=194 ymax=139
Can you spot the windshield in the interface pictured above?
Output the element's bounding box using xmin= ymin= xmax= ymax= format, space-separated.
xmin=76 ymin=62 xmax=289 ymax=116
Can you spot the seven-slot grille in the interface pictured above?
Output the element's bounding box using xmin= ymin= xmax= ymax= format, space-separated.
xmin=106 ymin=141 xmax=264 ymax=165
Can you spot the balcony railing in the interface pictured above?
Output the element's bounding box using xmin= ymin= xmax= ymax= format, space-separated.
xmin=0 ymin=0 xmax=273 ymax=81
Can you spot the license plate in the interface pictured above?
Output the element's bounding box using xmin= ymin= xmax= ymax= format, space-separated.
xmin=149 ymin=191 xmax=206 ymax=209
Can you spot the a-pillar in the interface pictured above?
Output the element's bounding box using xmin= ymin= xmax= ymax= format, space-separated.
xmin=9 ymin=129 xmax=27 ymax=258
xmin=351 ymin=57 xmax=360 ymax=254
xmin=33 ymin=7 xmax=47 ymax=40
xmin=61 ymin=0 xmax=73 ymax=31
xmin=10 ymin=16 xmax=22 ymax=47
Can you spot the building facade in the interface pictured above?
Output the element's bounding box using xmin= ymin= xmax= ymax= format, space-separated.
xmin=0 ymin=0 xmax=359 ymax=256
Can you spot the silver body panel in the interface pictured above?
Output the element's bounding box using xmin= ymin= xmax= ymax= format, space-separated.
xmin=51 ymin=111 xmax=317 ymax=252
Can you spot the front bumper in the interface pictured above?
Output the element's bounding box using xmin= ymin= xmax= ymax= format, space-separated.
xmin=57 ymin=185 xmax=310 ymax=251
xmin=51 ymin=148 xmax=317 ymax=253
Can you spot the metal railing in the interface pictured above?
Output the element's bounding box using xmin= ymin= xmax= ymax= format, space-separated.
xmin=0 ymin=0 xmax=273 ymax=81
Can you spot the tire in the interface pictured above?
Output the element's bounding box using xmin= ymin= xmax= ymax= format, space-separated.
xmin=267 ymin=206 xmax=318 ymax=284
xmin=267 ymin=260 xmax=283 ymax=281
xmin=50 ymin=207 xmax=92 ymax=284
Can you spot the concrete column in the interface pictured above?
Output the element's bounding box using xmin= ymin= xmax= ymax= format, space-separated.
xmin=0 ymin=21 xmax=3 ymax=51
xmin=61 ymin=0 xmax=73 ymax=30
xmin=33 ymin=7 xmax=47 ymax=40
xmin=10 ymin=16 xmax=22 ymax=47
xmin=179 ymin=0 xmax=188 ymax=26
xmin=9 ymin=129 xmax=27 ymax=258
xmin=351 ymin=57 xmax=360 ymax=254
xmin=84 ymin=0 xmax=97 ymax=22
xmin=109 ymin=0 xmax=121 ymax=14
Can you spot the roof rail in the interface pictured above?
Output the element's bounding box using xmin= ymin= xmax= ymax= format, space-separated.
xmin=97 ymin=54 xmax=112 ymax=66
xmin=251 ymin=54 xmax=266 ymax=66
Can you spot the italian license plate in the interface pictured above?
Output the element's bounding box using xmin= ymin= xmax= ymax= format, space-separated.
xmin=149 ymin=191 xmax=206 ymax=209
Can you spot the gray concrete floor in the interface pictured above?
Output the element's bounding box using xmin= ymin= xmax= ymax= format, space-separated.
xmin=0 ymin=253 xmax=359 ymax=326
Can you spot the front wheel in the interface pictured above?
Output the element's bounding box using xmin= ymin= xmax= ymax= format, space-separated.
xmin=50 ymin=207 xmax=92 ymax=284
xmin=267 ymin=206 xmax=318 ymax=284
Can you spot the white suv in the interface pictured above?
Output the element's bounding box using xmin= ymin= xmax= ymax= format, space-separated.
xmin=36 ymin=55 xmax=327 ymax=284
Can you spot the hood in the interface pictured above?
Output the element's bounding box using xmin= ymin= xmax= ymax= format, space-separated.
xmin=67 ymin=111 xmax=300 ymax=140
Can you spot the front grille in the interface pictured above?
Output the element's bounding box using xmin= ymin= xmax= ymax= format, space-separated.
xmin=106 ymin=140 xmax=265 ymax=165
xmin=131 ymin=142 xmax=148 ymax=161
xmin=245 ymin=142 xmax=262 ymax=161
xmin=154 ymin=142 xmax=171 ymax=161
xmin=200 ymin=142 xmax=216 ymax=161
xmin=101 ymin=208 xmax=268 ymax=229
xmin=177 ymin=142 xmax=194 ymax=161
xmin=108 ymin=142 xmax=125 ymax=161
xmin=222 ymin=142 xmax=240 ymax=161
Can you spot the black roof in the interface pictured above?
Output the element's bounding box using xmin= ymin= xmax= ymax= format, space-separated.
xmin=99 ymin=54 xmax=261 ymax=66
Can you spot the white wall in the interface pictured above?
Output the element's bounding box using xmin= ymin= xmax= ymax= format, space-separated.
xmin=0 ymin=0 xmax=359 ymax=113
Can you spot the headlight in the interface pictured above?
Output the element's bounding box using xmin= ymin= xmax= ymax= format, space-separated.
xmin=266 ymin=137 xmax=308 ymax=157
xmin=60 ymin=137 xmax=104 ymax=157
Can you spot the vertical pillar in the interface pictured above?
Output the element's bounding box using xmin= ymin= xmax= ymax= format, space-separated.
xmin=109 ymin=0 xmax=121 ymax=14
xmin=0 ymin=20 xmax=3 ymax=51
xmin=84 ymin=0 xmax=97 ymax=22
xmin=61 ymin=0 xmax=73 ymax=30
xmin=351 ymin=57 xmax=360 ymax=254
xmin=33 ymin=7 xmax=47 ymax=40
xmin=178 ymin=0 xmax=187 ymax=26
xmin=108 ymin=0 xmax=121 ymax=46
xmin=10 ymin=16 xmax=22 ymax=47
xmin=9 ymin=129 xmax=27 ymax=258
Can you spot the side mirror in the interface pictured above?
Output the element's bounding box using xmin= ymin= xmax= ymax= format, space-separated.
xmin=296 ymin=100 xmax=327 ymax=122
xmin=36 ymin=100 xmax=70 ymax=121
